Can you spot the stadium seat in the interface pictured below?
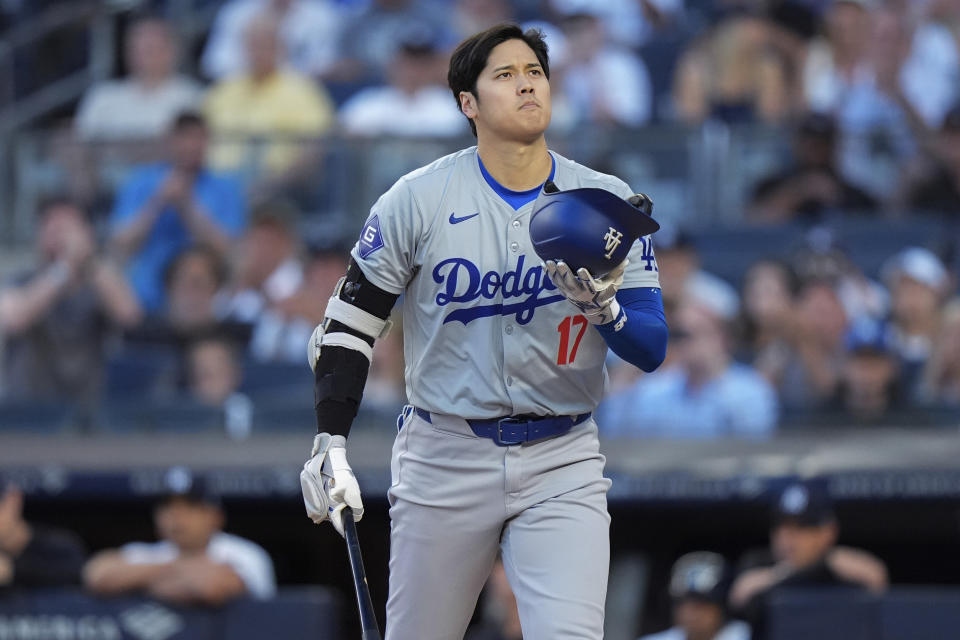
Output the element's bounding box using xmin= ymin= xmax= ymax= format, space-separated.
xmin=0 ymin=400 xmax=72 ymax=433
xmin=104 ymin=346 xmax=179 ymax=399
xmin=97 ymin=398 xmax=224 ymax=433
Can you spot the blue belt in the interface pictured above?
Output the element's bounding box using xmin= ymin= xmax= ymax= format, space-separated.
xmin=413 ymin=407 xmax=590 ymax=446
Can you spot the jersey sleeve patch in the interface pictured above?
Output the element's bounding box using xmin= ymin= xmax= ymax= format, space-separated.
xmin=357 ymin=215 xmax=385 ymax=259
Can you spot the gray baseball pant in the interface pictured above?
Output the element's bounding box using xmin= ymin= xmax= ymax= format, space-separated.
xmin=384 ymin=408 xmax=611 ymax=640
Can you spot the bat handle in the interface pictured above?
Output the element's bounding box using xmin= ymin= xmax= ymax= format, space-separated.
xmin=343 ymin=506 xmax=382 ymax=640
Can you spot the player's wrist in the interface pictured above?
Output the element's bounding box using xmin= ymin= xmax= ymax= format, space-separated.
xmin=585 ymin=299 xmax=621 ymax=326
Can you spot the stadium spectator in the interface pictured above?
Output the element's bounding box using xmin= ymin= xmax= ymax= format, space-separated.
xmin=881 ymin=247 xmax=951 ymax=394
xmin=748 ymin=112 xmax=876 ymax=223
xmin=83 ymin=468 xmax=275 ymax=605
xmin=599 ymin=276 xmax=778 ymax=438
xmin=332 ymin=0 xmax=451 ymax=82
xmin=110 ymin=112 xmax=246 ymax=313
xmin=789 ymin=228 xmax=888 ymax=325
xmin=465 ymin=557 xmax=522 ymax=640
xmin=827 ymin=317 xmax=904 ymax=424
xmin=802 ymin=0 xmax=917 ymax=200
xmin=917 ymin=298 xmax=960 ymax=406
xmin=672 ymin=11 xmax=791 ymax=125
xmin=730 ymin=480 xmax=887 ymax=640
xmin=218 ymin=200 xmax=309 ymax=363
xmin=0 ymin=197 xmax=141 ymax=406
xmin=876 ymin=0 xmax=960 ymax=131
xmin=186 ymin=335 xmax=244 ymax=407
xmin=204 ymin=15 xmax=335 ymax=197
xmin=253 ymin=239 xmax=349 ymax=344
xmin=738 ymin=259 xmax=799 ymax=383
xmin=74 ymin=17 xmax=201 ymax=141
xmin=123 ymin=245 xmax=251 ymax=367
xmin=639 ymin=552 xmax=750 ymax=640
xmin=771 ymin=277 xmax=848 ymax=413
xmin=339 ymin=35 xmax=465 ymax=137
xmin=904 ymin=103 xmax=960 ymax=216
xmin=0 ymin=483 xmax=87 ymax=590
xmin=555 ymin=11 xmax=652 ymax=127
xmin=201 ymin=0 xmax=345 ymax=81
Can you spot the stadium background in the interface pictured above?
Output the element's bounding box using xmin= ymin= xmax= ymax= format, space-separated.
xmin=1 ymin=0 xmax=960 ymax=638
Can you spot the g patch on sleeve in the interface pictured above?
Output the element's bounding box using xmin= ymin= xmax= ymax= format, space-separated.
xmin=357 ymin=215 xmax=384 ymax=259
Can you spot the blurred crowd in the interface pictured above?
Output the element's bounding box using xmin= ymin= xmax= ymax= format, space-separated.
xmin=0 ymin=0 xmax=959 ymax=436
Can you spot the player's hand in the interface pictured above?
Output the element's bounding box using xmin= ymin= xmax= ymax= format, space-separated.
xmin=545 ymin=259 xmax=627 ymax=325
xmin=300 ymin=433 xmax=363 ymax=536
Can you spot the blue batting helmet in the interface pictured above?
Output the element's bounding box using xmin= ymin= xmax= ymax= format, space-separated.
xmin=529 ymin=181 xmax=659 ymax=277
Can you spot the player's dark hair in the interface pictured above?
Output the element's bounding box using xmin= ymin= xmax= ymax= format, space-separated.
xmin=447 ymin=23 xmax=550 ymax=137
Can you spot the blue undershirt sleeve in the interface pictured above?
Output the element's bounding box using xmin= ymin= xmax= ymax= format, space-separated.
xmin=594 ymin=287 xmax=668 ymax=372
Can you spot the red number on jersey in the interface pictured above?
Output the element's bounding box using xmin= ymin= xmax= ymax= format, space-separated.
xmin=557 ymin=315 xmax=589 ymax=365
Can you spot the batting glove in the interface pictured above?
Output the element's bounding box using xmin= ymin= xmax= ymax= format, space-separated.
xmin=300 ymin=433 xmax=363 ymax=536
xmin=545 ymin=258 xmax=628 ymax=326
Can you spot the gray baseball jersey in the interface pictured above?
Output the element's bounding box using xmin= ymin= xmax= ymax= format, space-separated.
xmin=350 ymin=146 xmax=660 ymax=419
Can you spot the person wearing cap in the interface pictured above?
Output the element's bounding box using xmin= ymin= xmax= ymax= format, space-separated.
xmin=729 ymin=480 xmax=887 ymax=639
xmin=881 ymin=247 xmax=952 ymax=395
xmin=599 ymin=280 xmax=778 ymax=438
xmin=640 ymin=552 xmax=750 ymax=640
xmin=748 ymin=111 xmax=876 ymax=223
xmin=83 ymin=469 xmax=275 ymax=605
xmin=826 ymin=316 xmax=903 ymax=424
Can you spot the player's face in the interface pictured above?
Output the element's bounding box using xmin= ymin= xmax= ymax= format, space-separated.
xmin=772 ymin=521 xmax=837 ymax=569
xmin=155 ymin=499 xmax=223 ymax=552
xmin=461 ymin=39 xmax=551 ymax=143
xmin=673 ymin=599 xmax=725 ymax=640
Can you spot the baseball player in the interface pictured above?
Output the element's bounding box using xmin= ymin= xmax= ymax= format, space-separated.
xmin=300 ymin=24 xmax=668 ymax=639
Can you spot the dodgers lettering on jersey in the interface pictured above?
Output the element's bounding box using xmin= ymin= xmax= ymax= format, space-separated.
xmin=433 ymin=255 xmax=563 ymax=326
xmin=351 ymin=147 xmax=660 ymax=419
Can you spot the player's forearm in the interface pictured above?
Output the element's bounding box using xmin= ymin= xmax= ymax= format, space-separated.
xmin=594 ymin=288 xmax=668 ymax=372
xmin=314 ymin=343 xmax=371 ymax=438
xmin=83 ymin=552 xmax=173 ymax=595
xmin=149 ymin=560 xmax=247 ymax=606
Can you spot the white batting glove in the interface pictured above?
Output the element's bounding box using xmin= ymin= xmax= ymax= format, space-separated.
xmin=545 ymin=259 xmax=628 ymax=326
xmin=300 ymin=433 xmax=363 ymax=536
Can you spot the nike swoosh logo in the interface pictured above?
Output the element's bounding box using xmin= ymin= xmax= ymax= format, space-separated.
xmin=449 ymin=212 xmax=480 ymax=224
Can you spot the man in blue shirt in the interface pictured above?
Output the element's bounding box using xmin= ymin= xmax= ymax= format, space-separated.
xmin=601 ymin=275 xmax=778 ymax=438
xmin=110 ymin=111 xmax=246 ymax=312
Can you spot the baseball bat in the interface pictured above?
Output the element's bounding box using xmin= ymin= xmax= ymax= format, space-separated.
xmin=342 ymin=506 xmax=382 ymax=640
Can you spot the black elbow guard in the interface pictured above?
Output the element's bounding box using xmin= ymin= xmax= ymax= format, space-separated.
xmin=314 ymin=346 xmax=371 ymax=436
xmin=312 ymin=258 xmax=401 ymax=436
